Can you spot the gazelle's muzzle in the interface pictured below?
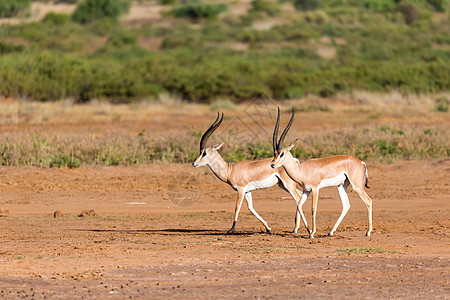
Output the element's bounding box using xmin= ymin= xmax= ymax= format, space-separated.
xmin=192 ymin=156 xmax=200 ymax=167
xmin=270 ymin=156 xmax=279 ymax=168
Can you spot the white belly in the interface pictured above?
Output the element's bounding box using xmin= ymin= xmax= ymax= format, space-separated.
xmin=318 ymin=172 xmax=348 ymax=189
xmin=246 ymin=173 xmax=279 ymax=192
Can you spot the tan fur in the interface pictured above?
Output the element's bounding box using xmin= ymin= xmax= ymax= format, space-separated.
xmin=271 ymin=143 xmax=373 ymax=238
xmin=193 ymin=146 xmax=310 ymax=234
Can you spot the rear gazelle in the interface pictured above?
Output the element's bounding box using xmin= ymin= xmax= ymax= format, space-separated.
xmin=270 ymin=107 xmax=373 ymax=238
xmin=193 ymin=112 xmax=310 ymax=234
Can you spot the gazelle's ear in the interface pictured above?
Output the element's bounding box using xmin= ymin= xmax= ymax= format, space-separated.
xmin=286 ymin=139 xmax=298 ymax=151
xmin=212 ymin=142 xmax=224 ymax=151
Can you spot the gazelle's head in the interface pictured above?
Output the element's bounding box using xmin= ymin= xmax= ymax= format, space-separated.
xmin=192 ymin=112 xmax=224 ymax=167
xmin=270 ymin=107 xmax=298 ymax=169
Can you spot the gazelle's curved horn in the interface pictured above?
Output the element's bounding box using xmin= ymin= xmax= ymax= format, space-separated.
xmin=199 ymin=112 xmax=224 ymax=151
xmin=278 ymin=107 xmax=294 ymax=150
xmin=273 ymin=107 xmax=280 ymax=151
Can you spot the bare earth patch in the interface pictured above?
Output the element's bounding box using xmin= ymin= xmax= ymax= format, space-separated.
xmin=0 ymin=159 xmax=449 ymax=298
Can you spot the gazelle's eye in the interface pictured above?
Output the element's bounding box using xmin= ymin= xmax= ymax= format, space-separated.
xmin=280 ymin=152 xmax=284 ymax=157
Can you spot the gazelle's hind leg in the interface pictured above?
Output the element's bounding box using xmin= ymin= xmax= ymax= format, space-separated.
xmin=328 ymin=179 xmax=351 ymax=237
xmin=309 ymin=188 xmax=319 ymax=239
xmin=348 ymin=161 xmax=373 ymax=236
xmin=353 ymin=186 xmax=373 ymax=237
xmin=245 ymin=192 xmax=271 ymax=233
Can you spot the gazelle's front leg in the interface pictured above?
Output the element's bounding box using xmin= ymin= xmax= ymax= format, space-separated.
xmin=227 ymin=189 xmax=245 ymax=234
xmin=309 ymin=187 xmax=320 ymax=239
xmin=245 ymin=192 xmax=271 ymax=233
xmin=294 ymin=189 xmax=311 ymax=234
xmin=292 ymin=190 xmax=311 ymax=233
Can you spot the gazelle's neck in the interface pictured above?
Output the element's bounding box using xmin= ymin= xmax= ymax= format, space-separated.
xmin=283 ymin=153 xmax=305 ymax=185
xmin=207 ymin=152 xmax=230 ymax=183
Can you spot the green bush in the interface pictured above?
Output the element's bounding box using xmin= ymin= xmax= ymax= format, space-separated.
xmin=433 ymin=97 xmax=449 ymax=112
xmin=0 ymin=0 xmax=31 ymax=18
xmin=170 ymin=2 xmax=228 ymax=19
xmin=427 ymin=0 xmax=448 ymax=11
xmin=363 ymin=0 xmax=395 ymax=12
xmin=397 ymin=1 xmax=420 ymax=24
xmin=292 ymin=0 xmax=322 ymax=11
xmin=57 ymin=0 xmax=79 ymax=3
xmin=0 ymin=42 xmax=24 ymax=54
xmin=159 ymin=0 xmax=178 ymax=4
xmin=250 ymin=0 xmax=281 ymax=16
xmin=72 ymin=0 xmax=130 ymax=24
xmin=43 ymin=12 xmax=71 ymax=25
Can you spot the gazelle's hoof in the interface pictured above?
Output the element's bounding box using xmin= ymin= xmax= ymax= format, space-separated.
xmin=308 ymin=236 xmax=314 ymax=239
xmin=365 ymin=232 xmax=371 ymax=237
xmin=226 ymin=229 xmax=235 ymax=235
xmin=327 ymin=232 xmax=334 ymax=237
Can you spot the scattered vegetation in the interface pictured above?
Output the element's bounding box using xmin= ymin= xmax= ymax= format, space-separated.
xmin=169 ymin=2 xmax=228 ymax=20
xmin=71 ymin=0 xmax=130 ymax=24
xmin=0 ymin=0 xmax=31 ymax=18
xmin=397 ymin=2 xmax=420 ymax=25
xmin=250 ymin=0 xmax=281 ymax=16
xmin=336 ymin=248 xmax=397 ymax=255
xmin=291 ymin=0 xmax=322 ymax=11
xmin=432 ymin=97 xmax=449 ymax=112
xmin=0 ymin=125 xmax=447 ymax=167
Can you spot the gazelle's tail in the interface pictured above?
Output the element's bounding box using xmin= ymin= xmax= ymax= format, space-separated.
xmin=362 ymin=161 xmax=369 ymax=189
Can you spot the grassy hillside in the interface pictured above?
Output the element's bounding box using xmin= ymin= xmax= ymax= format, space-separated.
xmin=0 ymin=0 xmax=449 ymax=102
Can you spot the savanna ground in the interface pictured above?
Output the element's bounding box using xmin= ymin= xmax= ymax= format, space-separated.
xmin=0 ymin=95 xmax=449 ymax=298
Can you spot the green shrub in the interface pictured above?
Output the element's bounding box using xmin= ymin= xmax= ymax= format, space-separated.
xmin=397 ymin=1 xmax=420 ymax=24
xmin=43 ymin=12 xmax=71 ymax=25
xmin=170 ymin=2 xmax=228 ymax=20
xmin=104 ymin=30 xmax=137 ymax=48
xmin=159 ymin=0 xmax=178 ymax=4
xmin=0 ymin=42 xmax=24 ymax=54
xmin=57 ymin=0 xmax=79 ymax=3
xmin=72 ymin=0 xmax=131 ymax=24
xmin=0 ymin=0 xmax=31 ymax=18
xmin=303 ymin=9 xmax=328 ymax=23
xmin=363 ymin=0 xmax=396 ymax=12
xmin=88 ymin=18 xmax=120 ymax=35
xmin=433 ymin=97 xmax=449 ymax=112
xmin=427 ymin=0 xmax=448 ymax=11
xmin=250 ymin=0 xmax=281 ymax=16
xmin=292 ymin=0 xmax=322 ymax=11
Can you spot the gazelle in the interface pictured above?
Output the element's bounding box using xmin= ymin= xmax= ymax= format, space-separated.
xmin=270 ymin=107 xmax=373 ymax=238
xmin=192 ymin=112 xmax=310 ymax=234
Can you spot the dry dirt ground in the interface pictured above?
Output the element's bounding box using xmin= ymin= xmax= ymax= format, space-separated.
xmin=0 ymin=98 xmax=449 ymax=298
xmin=0 ymin=160 xmax=449 ymax=298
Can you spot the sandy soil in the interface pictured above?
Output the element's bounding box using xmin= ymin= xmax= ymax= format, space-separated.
xmin=0 ymin=98 xmax=449 ymax=298
xmin=0 ymin=159 xmax=449 ymax=298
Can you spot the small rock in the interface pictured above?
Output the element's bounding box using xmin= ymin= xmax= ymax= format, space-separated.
xmin=0 ymin=209 xmax=10 ymax=217
xmin=79 ymin=210 xmax=97 ymax=217
xmin=53 ymin=211 xmax=64 ymax=218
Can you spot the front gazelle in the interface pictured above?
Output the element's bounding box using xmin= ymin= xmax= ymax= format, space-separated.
xmin=271 ymin=107 xmax=373 ymax=238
